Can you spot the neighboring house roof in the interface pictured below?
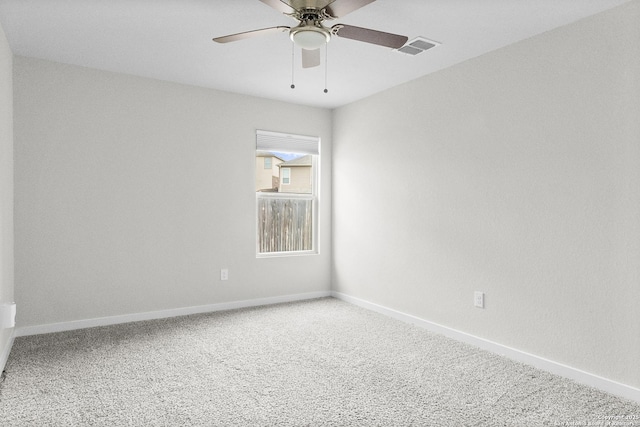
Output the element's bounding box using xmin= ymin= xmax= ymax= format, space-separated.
xmin=278 ymin=155 xmax=312 ymax=167
xmin=256 ymin=152 xmax=285 ymax=161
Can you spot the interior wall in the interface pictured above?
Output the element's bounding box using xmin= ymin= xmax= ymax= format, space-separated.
xmin=13 ymin=57 xmax=332 ymax=328
xmin=0 ymin=21 xmax=14 ymax=354
xmin=332 ymin=1 xmax=640 ymax=388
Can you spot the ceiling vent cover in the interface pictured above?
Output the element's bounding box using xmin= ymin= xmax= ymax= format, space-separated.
xmin=397 ymin=37 xmax=440 ymax=56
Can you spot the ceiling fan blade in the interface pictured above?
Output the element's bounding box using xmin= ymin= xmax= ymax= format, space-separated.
xmin=332 ymin=24 xmax=408 ymax=49
xmin=325 ymin=0 xmax=375 ymax=18
xmin=213 ymin=26 xmax=290 ymax=43
xmin=259 ymin=0 xmax=295 ymax=14
xmin=302 ymin=48 xmax=321 ymax=68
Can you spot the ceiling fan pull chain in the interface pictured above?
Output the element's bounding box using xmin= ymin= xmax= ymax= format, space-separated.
xmin=324 ymin=43 xmax=329 ymax=94
xmin=291 ymin=42 xmax=296 ymax=89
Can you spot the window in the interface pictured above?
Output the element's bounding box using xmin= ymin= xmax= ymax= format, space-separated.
xmin=281 ymin=168 xmax=290 ymax=185
xmin=264 ymin=157 xmax=272 ymax=169
xmin=256 ymin=130 xmax=319 ymax=256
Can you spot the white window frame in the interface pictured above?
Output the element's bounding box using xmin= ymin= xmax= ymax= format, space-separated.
xmin=256 ymin=130 xmax=320 ymax=258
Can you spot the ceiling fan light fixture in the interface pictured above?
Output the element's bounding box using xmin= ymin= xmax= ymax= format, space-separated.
xmin=290 ymin=26 xmax=330 ymax=50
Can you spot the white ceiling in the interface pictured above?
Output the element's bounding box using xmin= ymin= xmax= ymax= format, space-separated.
xmin=0 ymin=0 xmax=632 ymax=109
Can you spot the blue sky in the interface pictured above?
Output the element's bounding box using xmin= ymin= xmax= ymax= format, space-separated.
xmin=270 ymin=151 xmax=304 ymax=161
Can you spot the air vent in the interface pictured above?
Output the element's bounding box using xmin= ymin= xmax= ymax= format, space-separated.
xmin=396 ymin=37 xmax=440 ymax=56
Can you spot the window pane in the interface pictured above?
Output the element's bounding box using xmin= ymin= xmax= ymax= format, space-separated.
xmin=256 ymin=152 xmax=312 ymax=194
xmin=258 ymin=198 xmax=313 ymax=253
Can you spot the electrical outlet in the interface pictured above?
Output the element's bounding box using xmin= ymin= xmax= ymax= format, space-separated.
xmin=1 ymin=302 xmax=16 ymax=328
xmin=220 ymin=269 xmax=229 ymax=281
xmin=474 ymin=291 xmax=485 ymax=308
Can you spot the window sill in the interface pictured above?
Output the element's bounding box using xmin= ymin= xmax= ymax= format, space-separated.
xmin=257 ymin=250 xmax=318 ymax=259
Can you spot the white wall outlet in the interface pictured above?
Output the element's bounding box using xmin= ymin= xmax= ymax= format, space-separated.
xmin=474 ymin=291 xmax=485 ymax=309
xmin=1 ymin=302 xmax=16 ymax=328
xmin=220 ymin=269 xmax=229 ymax=281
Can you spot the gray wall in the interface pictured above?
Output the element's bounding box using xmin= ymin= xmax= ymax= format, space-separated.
xmin=0 ymin=21 xmax=14 ymax=357
xmin=332 ymin=1 xmax=640 ymax=388
xmin=13 ymin=57 xmax=332 ymax=327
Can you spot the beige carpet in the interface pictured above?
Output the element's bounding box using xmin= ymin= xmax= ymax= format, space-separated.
xmin=0 ymin=297 xmax=638 ymax=426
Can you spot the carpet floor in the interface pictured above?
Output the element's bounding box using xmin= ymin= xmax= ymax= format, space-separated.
xmin=0 ymin=297 xmax=638 ymax=426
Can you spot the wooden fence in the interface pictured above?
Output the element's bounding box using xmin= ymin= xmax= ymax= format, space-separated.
xmin=258 ymin=198 xmax=313 ymax=253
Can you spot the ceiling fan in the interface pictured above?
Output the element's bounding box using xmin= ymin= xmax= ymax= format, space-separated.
xmin=212 ymin=0 xmax=408 ymax=69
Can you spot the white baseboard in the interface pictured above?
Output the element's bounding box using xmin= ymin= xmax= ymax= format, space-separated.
xmin=15 ymin=291 xmax=331 ymax=338
xmin=0 ymin=329 xmax=15 ymax=373
xmin=331 ymin=291 xmax=640 ymax=404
